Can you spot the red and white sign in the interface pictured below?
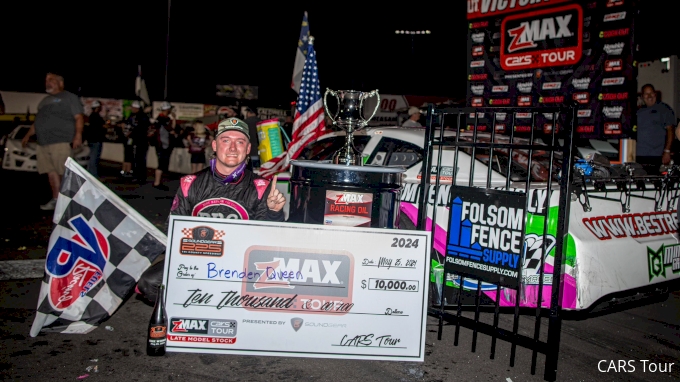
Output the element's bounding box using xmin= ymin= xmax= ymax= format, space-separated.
xmin=500 ymin=4 xmax=583 ymax=71
xmin=605 ymin=59 xmax=623 ymax=71
xmin=467 ymin=0 xmax=570 ymax=20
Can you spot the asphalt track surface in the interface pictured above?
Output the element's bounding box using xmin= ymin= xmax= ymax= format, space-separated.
xmin=1 ymin=162 xmax=679 ymax=381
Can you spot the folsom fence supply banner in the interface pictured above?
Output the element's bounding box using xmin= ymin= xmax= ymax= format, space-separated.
xmin=444 ymin=187 xmax=527 ymax=289
xmin=162 ymin=216 xmax=431 ymax=361
xmin=466 ymin=0 xmax=637 ymax=139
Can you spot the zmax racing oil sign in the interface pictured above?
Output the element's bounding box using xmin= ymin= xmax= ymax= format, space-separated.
xmin=241 ymin=246 xmax=355 ymax=315
xmin=500 ymin=3 xmax=583 ymax=71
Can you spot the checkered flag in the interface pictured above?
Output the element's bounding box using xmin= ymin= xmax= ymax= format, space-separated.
xmin=30 ymin=158 xmax=167 ymax=336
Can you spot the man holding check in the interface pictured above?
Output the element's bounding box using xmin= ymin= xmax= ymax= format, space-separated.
xmin=137 ymin=117 xmax=286 ymax=302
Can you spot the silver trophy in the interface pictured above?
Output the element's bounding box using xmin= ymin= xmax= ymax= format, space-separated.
xmin=323 ymin=89 xmax=380 ymax=165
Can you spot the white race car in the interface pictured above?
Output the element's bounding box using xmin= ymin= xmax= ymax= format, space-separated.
xmin=272 ymin=126 xmax=679 ymax=312
xmin=1 ymin=125 xmax=89 ymax=172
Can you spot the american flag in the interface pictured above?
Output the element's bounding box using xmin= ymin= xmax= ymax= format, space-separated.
xmin=260 ymin=38 xmax=326 ymax=178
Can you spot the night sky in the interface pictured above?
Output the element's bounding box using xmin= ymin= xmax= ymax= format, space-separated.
xmin=1 ymin=1 xmax=675 ymax=109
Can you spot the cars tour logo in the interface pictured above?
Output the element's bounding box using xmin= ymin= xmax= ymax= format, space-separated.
xmin=500 ymin=4 xmax=583 ymax=71
xmin=243 ymin=246 xmax=355 ymax=315
xmin=45 ymin=215 xmax=110 ymax=310
xmin=179 ymin=226 xmax=225 ymax=257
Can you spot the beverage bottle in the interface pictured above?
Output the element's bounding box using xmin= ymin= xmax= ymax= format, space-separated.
xmin=146 ymin=284 xmax=167 ymax=356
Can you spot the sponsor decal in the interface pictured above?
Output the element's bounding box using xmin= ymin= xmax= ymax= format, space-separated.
xmin=470 ymin=84 xmax=485 ymax=95
xmin=45 ymin=215 xmax=109 ymax=310
xmin=607 ymin=0 xmax=624 ymax=7
xmin=604 ymin=11 xmax=626 ymax=22
xmin=495 ymin=112 xmax=507 ymax=121
xmin=504 ymin=72 xmax=533 ymax=79
xmin=514 ymin=125 xmax=532 ymax=132
xmin=517 ymin=81 xmax=533 ymax=93
xmin=582 ymin=211 xmax=678 ymax=240
xmin=472 ymin=45 xmax=485 ymax=57
xmin=179 ymin=226 xmax=225 ymax=257
xmin=577 ymin=125 xmax=595 ymax=133
xmin=468 ymin=112 xmax=486 ymax=119
xmin=543 ymin=123 xmax=559 ymax=134
xmin=493 ymin=32 xmax=501 ymax=40
xmin=467 ymin=124 xmax=488 ymax=131
xmin=500 ymin=4 xmax=583 ymax=71
xmin=488 ymin=98 xmax=511 ymax=105
xmin=417 ymin=166 xmax=456 ymax=183
xmin=471 ymin=32 xmax=485 ymax=43
xmin=242 ymin=247 xmax=355 ymax=315
xmin=522 ymin=233 xmax=557 ymax=285
xmin=603 ymin=42 xmax=624 ymax=55
xmin=492 ymin=85 xmax=509 ymax=93
xmin=599 ymin=92 xmax=628 ymax=100
xmin=539 ymin=96 xmax=565 ymax=104
xmin=467 ymin=0 xmax=571 ymax=20
xmin=572 ymin=92 xmax=590 ymax=104
xmin=495 ymin=124 xmax=506 ymax=133
xmin=602 ymin=77 xmax=625 ymax=86
xmin=489 ymin=45 xmax=501 ymax=52
xmin=605 ymin=59 xmax=623 ymax=71
xmin=170 ymin=317 xmax=238 ymax=338
xmin=470 ymin=21 xmax=489 ymax=29
xmin=600 ymin=28 xmax=629 ymax=38
xmin=602 ymin=106 xmax=623 ymax=119
xmin=647 ymin=244 xmax=680 ymax=282
xmin=604 ymin=122 xmax=622 ymax=134
xmin=444 ymin=188 xmax=526 ymax=288
xmin=472 ymin=97 xmax=484 ymax=107
xmin=583 ymin=16 xmax=591 ymax=27
xmin=577 ymin=109 xmax=592 ymax=118
xmin=515 ymin=112 xmax=532 ymax=119
xmin=542 ymin=82 xmax=561 ymax=90
xmin=470 ymin=60 xmax=485 ymax=68
xmin=517 ymin=95 xmax=532 ymax=106
xmin=324 ymin=191 xmax=373 ymax=227
xmin=572 ymin=78 xmax=591 ymax=90
xmin=469 ymin=73 xmax=488 ymax=81
xmin=543 ymin=113 xmax=555 ymax=119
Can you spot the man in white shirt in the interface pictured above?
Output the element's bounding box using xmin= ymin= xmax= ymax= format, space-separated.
xmin=402 ymin=106 xmax=423 ymax=127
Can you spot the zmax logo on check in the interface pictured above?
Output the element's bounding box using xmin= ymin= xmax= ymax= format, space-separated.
xmin=242 ymin=247 xmax=355 ymax=315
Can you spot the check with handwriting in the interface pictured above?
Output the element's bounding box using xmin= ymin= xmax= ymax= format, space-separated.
xmin=162 ymin=216 xmax=431 ymax=361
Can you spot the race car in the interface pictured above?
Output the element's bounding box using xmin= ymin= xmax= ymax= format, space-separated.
xmin=1 ymin=125 xmax=90 ymax=172
xmin=272 ymin=126 xmax=679 ymax=312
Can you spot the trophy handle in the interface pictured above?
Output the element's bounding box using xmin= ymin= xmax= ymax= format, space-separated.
xmin=323 ymin=88 xmax=340 ymax=124
xmin=359 ymin=90 xmax=380 ymax=126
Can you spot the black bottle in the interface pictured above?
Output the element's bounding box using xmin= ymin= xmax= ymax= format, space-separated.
xmin=146 ymin=284 xmax=167 ymax=356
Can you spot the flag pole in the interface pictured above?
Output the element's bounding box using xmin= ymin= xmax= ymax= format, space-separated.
xmin=164 ymin=0 xmax=171 ymax=100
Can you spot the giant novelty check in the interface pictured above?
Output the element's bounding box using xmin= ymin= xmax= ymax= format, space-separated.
xmin=162 ymin=216 xmax=431 ymax=361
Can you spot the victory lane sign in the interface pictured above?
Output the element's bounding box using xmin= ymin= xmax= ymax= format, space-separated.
xmin=445 ymin=187 xmax=527 ymax=289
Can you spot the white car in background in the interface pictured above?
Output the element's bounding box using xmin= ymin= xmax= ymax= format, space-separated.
xmin=272 ymin=126 xmax=678 ymax=313
xmin=1 ymin=125 xmax=90 ymax=172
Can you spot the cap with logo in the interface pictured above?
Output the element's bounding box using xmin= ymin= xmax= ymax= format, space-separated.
xmin=131 ymin=100 xmax=142 ymax=109
xmin=160 ymin=101 xmax=172 ymax=111
xmin=216 ymin=118 xmax=250 ymax=140
xmin=91 ymin=100 xmax=101 ymax=108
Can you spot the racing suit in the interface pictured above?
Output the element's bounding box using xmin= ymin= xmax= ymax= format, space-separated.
xmin=136 ymin=165 xmax=284 ymax=302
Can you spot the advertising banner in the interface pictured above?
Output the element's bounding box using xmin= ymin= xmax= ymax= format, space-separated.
xmin=444 ymin=187 xmax=527 ymax=289
xmin=152 ymin=102 xmax=205 ymax=121
xmin=323 ymin=190 xmax=374 ymax=227
xmin=466 ymin=0 xmax=637 ymax=139
xmin=163 ymin=216 xmax=431 ymax=361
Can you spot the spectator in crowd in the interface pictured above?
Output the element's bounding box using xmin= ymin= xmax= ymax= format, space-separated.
xmin=151 ymin=101 xmax=177 ymax=190
xmin=637 ymin=84 xmax=676 ymax=175
xmin=22 ymin=72 xmax=84 ymax=211
xmin=188 ymin=120 xmax=208 ymax=173
xmin=402 ymin=106 xmax=423 ymax=127
xmin=243 ymin=107 xmax=261 ymax=170
xmin=85 ymin=100 xmax=106 ymax=178
xmin=128 ymin=101 xmax=151 ymax=184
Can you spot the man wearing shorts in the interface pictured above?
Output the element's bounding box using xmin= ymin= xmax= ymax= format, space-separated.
xmin=22 ymin=72 xmax=84 ymax=210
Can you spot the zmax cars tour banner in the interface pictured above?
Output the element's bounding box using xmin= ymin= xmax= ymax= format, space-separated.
xmin=466 ymin=0 xmax=637 ymax=139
